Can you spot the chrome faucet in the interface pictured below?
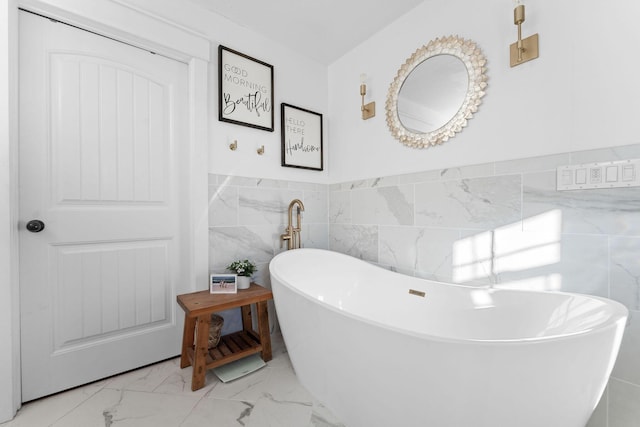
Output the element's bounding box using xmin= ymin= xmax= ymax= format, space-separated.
xmin=280 ymin=199 xmax=305 ymax=250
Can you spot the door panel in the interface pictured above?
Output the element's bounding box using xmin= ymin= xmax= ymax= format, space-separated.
xmin=51 ymin=53 xmax=169 ymax=204
xmin=19 ymin=11 xmax=189 ymax=401
xmin=51 ymin=241 xmax=171 ymax=352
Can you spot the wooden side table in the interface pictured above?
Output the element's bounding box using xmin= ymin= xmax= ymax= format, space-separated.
xmin=177 ymin=283 xmax=273 ymax=391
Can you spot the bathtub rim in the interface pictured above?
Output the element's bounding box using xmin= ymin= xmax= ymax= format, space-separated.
xmin=269 ymin=248 xmax=629 ymax=345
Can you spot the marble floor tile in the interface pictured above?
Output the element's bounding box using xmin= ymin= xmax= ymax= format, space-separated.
xmin=206 ymin=364 xmax=274 ymax=403
xmin=152 ymin=360 xmax=219 ymax=397
xmin=309 ymin=402 xmax=346 ymax=427
xmin=245 ymin=396 xmax=312 ymax=427
xmin=177 ymin=398 xmax=254 ymax=427
xmin=52 ymin=388 xmax=200 ymax=427
xmin=102 ymin=358 xmax=179 ymax=392
xmin=609 ymin=378 xmax=640 ymax=427
xmin=262 ymin=367 xmax=314 ymax=404
xmin=2 ymin=333 xmax=343 ymax=427
xmin=0 ymin=380 xmax=107 ymax=427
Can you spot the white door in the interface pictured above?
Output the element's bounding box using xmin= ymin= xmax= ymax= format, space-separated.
xmin=19 ymin=11 xmax=190 ymax=401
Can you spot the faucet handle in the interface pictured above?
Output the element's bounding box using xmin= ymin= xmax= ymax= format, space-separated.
xmin=280 ymin=233 xmax=290 ymax=249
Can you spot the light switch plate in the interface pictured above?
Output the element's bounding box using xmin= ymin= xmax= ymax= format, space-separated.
xmin=557 ymin=159 xmax=640 ymax=191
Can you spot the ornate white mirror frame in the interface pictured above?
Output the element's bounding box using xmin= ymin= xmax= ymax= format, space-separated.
xmin=385 ymin=35 xmax=488 ymax=149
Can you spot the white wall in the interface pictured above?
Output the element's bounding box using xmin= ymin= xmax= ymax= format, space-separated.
xmin=115 ymin=0 xmax=330 ymax=184
xmin=206 ymin=39 xmax=328 ymax=183
xmin=328 ymin=0 xmax=640 ymax=183
xmin=0 ymin=0 xmax=19 ymax=421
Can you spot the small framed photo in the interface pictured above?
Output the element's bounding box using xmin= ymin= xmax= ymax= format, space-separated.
xmin=210 ymin=274 xmax=238 ymax=294
xmin=281 ymin=103 xmax=323 ymax=171
xmin=218 ymin=45 xmax=274 ymax=132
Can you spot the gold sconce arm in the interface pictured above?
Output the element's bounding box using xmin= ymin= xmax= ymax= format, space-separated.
xmin=360 ymin=75 xmax=376 ymax=120
xmin=510 ymin=3 xmax=539 ymax=67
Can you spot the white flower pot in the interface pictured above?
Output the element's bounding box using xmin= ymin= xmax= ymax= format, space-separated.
xmin=237 ymin=276 xmax=251 ymax=290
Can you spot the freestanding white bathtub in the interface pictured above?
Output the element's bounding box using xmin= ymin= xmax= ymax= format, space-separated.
xmin=269 ymin=248 xmax=628 ymax=427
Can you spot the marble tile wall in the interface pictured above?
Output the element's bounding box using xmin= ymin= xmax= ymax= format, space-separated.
xmin=207 ymin=144 xmax=640 ymax=425
xmin=208 ymin=174 xmax=328 ymax=334
xmin=328 ymin=143 xmax=640 ymax=427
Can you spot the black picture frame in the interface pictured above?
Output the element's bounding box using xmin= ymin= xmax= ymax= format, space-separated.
xmin=281 ymin=103 xmax=323 ymax=171
xmin=218 ymin=45 xmax=274 ymax=132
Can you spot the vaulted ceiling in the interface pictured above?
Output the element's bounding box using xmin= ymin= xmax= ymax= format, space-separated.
xmin=186 ymin=0 xmax=426 ymax=64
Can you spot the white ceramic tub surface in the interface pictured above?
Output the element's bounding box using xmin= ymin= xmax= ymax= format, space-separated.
xmin=269 ymin=248 xmax=628 ymax=427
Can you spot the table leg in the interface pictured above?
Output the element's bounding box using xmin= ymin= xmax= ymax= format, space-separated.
xmin=256 ymin=300 xmax=272 ymax=361
xmin=191 ymin=315 xmax=210 ymax=391
xmin=180 ymin=315 xmax=195 ymax=369
xmin=241 ymin=305 xmax=252 ymax=332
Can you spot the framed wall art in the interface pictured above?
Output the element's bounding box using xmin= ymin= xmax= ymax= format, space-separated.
xmin=281 ymin=103 xmax=323 ymax=171
xmin=218 ymin=45 xmax=274 ymax=131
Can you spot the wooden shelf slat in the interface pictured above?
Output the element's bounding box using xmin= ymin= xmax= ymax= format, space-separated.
xmin=185 ymin=330 xmax=264 ymax=369
xmin=210 ymin=346 xmax=225 ymax=360
xmin=222 ymin=335 xmax=242 ymax=353
xmin=205 ymin=331 xmax=263 ymax=368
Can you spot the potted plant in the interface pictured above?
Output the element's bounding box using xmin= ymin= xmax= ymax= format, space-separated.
xmin=226 ymin=259 xmax=257 ymax=290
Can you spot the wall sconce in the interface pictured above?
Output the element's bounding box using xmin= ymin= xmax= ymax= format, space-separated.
xmin=510 ymin=1 xmax=539 ymax=67
xmin=360 ymin=73 xmax=375 ymax=120
xmin=229 ymin=140 xmax=238 ymax=151
xmin=257 ymin=145 xmax=265 ymax=155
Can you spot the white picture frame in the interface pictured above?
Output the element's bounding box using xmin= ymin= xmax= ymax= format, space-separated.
xmin=210 ymin=274 xmax=238 ymax=294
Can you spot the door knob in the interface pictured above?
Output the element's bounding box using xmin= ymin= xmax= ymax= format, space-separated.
xmin=26 ymin=219 xmax=45 ymax=233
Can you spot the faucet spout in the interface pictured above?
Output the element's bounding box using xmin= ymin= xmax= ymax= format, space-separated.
xmin=281 ymin=199 xmax=305 ymax=250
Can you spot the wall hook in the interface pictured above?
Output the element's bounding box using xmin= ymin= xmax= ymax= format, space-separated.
xmin=257 ymin=145 xmax=265 ymax=155
xmin=229 ymin=140 xmax=238 ymax=151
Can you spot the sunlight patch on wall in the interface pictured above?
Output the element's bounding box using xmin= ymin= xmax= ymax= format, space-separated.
xmin=452 ymin=210 xmax=562 ymax=289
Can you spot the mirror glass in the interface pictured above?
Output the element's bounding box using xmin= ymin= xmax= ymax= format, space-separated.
xmin=397 ymin=55 xmax=468 ymax=134
xmin=385 ymin=36 xmax=487 ymax=149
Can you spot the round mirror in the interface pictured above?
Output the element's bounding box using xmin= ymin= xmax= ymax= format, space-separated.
xmin=386 ymin=36 xmax=487 ymax=149
xmin=398 ymin=55 xmax=468 ymax=134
